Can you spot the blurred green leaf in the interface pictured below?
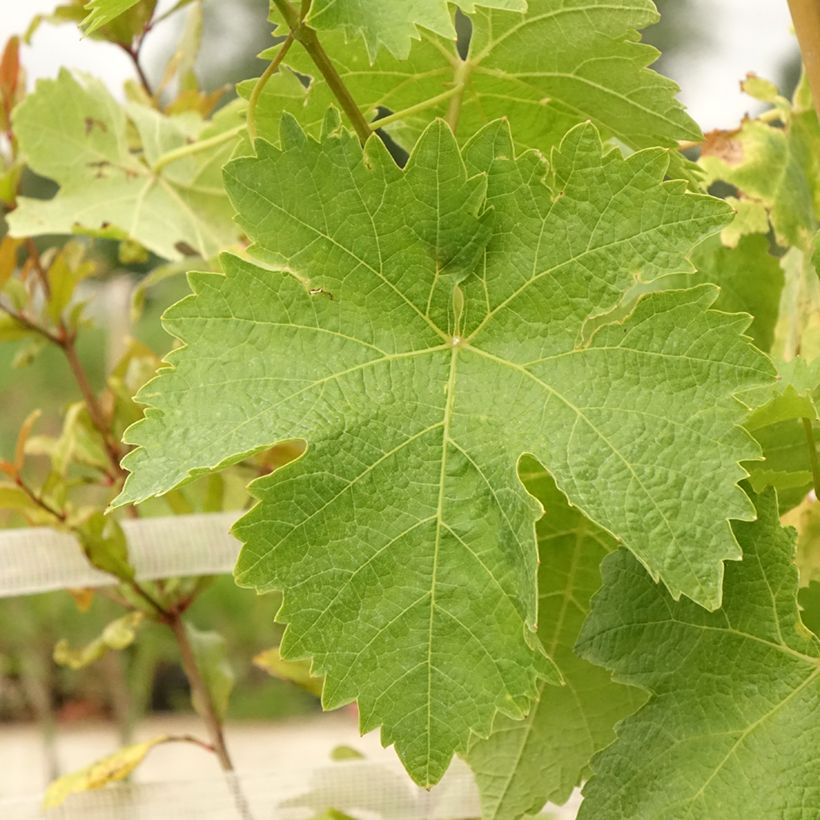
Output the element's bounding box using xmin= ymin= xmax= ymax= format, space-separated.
xmin=74 ymin=511 xmax=134 ymax=581
xmin=254 ymin=645 xmax=323 ymax=698
xmin=53 ymin=610 xmax=144 ymax=669
xmin=82 ymin=0 xmax=143 ymax=34
xmin=188 ymin=624 xmax=234 ymax=720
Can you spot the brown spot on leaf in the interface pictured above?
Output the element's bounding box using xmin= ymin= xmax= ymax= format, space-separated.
xmin=174 ymin=241 xmax=198 ymax=257
xmin=701 ymin=127 xmax=744 ymax=165
xmin=84 ymin=116 xmax=108 ymax=136
xmin=309 ymin=287 xmax=334 ymax=300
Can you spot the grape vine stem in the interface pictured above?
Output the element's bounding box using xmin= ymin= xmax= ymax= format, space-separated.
xmin=152 ymin=124 xmax=247 ymax=172
xmin=271 ymin=0 xmax=373 ymax=144
xmin=246 ymin=34 xmax=295 ymax=142
xmin=372 ymin=84 xmax=464 ymax=131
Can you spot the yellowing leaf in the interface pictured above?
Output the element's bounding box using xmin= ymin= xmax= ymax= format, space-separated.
xmin=9 ymin=70 xmax=242 ymax=261
xmin=44 ymin=735 xmax=168 ymax=809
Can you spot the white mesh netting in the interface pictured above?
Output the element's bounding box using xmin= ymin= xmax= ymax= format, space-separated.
xmin=0 ymin=513 xmax=239 ymax=598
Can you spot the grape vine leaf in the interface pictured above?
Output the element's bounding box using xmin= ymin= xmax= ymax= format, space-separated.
xmin=115 ymin=118 xmax=771 ymax=782
xmin=465 ymin=461 xmax=645 ymax=819
xmin=44 ymin=735 xmax=170 ymax=808
xmin=304 ymin=0 xmax=526 ymax=60
xmin=577 ymin=489 xmax=820 ymax=819
xmin=8 ymin=70 xmax=242 ymax=261
xmin=249 ymin=0 xmax=699 ymax=156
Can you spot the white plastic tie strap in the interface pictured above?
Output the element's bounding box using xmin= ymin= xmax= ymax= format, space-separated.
xmin=0 ymin=513 xmax=240 ymax=598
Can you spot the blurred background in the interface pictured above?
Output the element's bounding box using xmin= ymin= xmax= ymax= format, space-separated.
xmin=0 ymin=0 xmax=805 ymax=813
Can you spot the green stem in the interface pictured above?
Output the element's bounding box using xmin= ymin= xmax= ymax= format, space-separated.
xmin=372 ymin=84 xmax=464 ymax=131
xmin=803 ymin=417 xmax=820 ymax=498
xmin=272 ymin=0 xmax=372 ymax=144
xmin=152 ymin=125 xmax=246 ymax=173
xmin=168 ymin=613 xmax=233 ymax=771
xmin=247 ymin=34 xmax=295 ymax=142
xmin=445 ymin=59 xmax=472 ymax=132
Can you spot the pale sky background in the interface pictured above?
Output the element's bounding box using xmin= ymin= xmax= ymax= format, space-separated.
xmin=0 ymin=0 xmax=800 ymax=132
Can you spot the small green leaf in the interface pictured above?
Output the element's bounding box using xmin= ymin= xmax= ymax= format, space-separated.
xmin=688 ymin=234 xmax=783 ymax=352
xmin=74 ymin=511 xmax=134 ymax=581
xmin=80 ymin=0 xmax=156 ymax=42
xmin=305 ymin=0 xmax=525 ymax=60
xmin=54 ymin=611 xmax=144 ymax=670
xmin=187 ymin=625 xmax=235 ymax=720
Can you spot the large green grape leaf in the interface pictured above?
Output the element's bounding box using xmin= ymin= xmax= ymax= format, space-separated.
xmin=465 ymin=461 xmax=645 ymax=818
xmin=248 ymin=0 xmax=698 ymax=155
xmin=114 ymin=119 xmax=771 ymax=782
xmin=305 ymin=0 xmax=525 ymax=60
xmin=577 ymin=489 xmax=820 ymax=819
xmin=8 ymin=70 xmax=241 ymax=261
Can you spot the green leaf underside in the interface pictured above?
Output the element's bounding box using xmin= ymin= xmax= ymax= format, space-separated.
xmin=577 ymin=490 xmax=820 ymax=819
xmin=117 ymin=118 xmax=770 ymax=782
xmin=8 ymin=70 xmax=241 ymax=261
xmin=248 ymin=0 xmax=699 ymax=156
xmin=466 ymin=463 xmax=645 ymax=818
xmin=306 ymin=0 xmax=526 ymax=60
xmin=81 ymin=0 xmax=142 ymax=35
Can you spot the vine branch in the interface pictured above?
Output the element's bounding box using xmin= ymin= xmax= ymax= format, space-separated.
xmin=168 ymin=613 xmax=235 ymax=771
xmin=118 ymin=40 xmax=153 ymax=99
xmin=788 ymin=0 xmax=820 ymax=120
